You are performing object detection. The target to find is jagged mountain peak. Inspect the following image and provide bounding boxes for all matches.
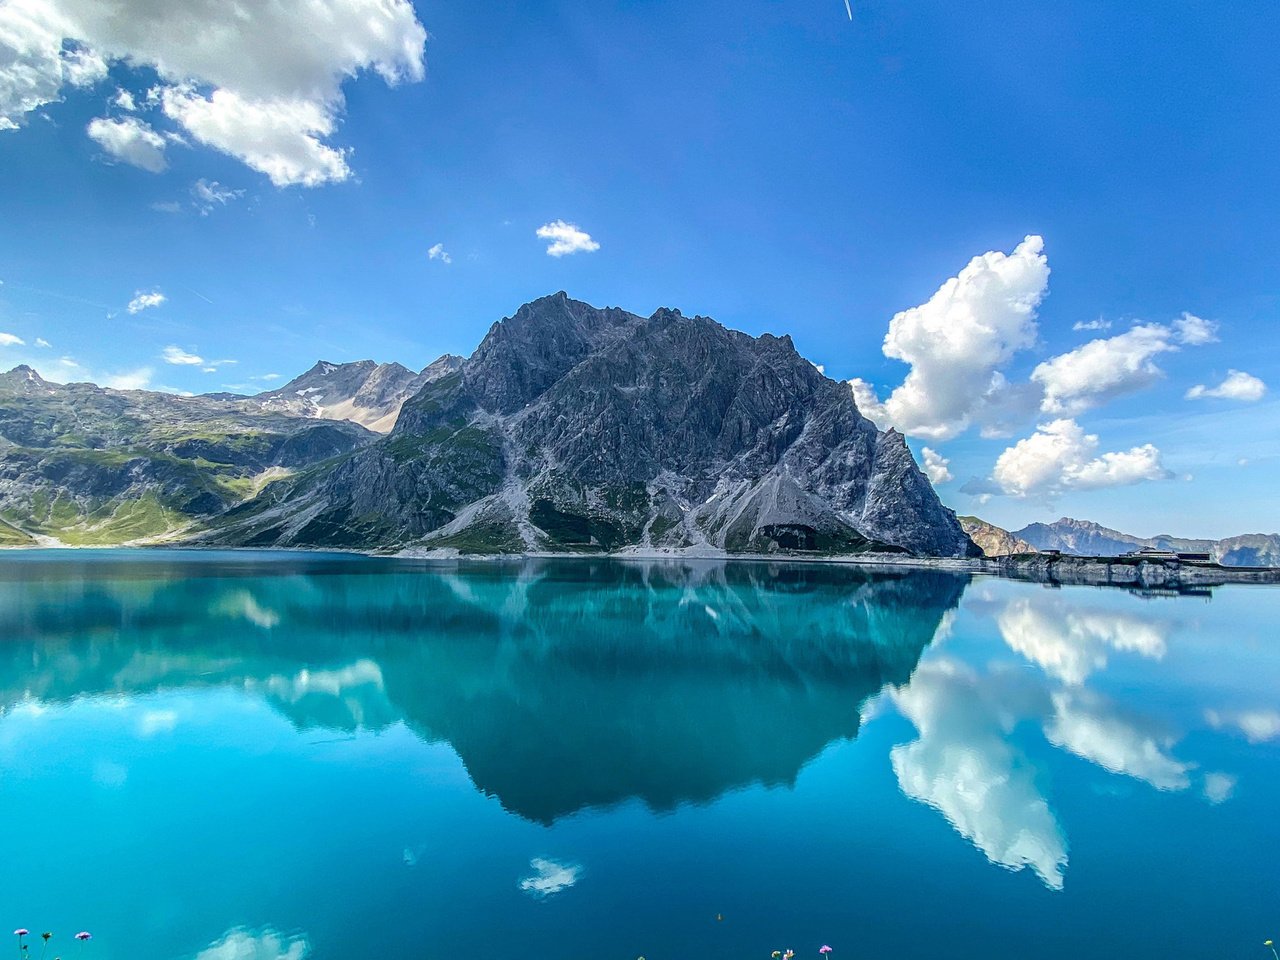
[214,293,978,559]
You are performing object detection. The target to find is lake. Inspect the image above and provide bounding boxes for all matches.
[1,551,1276,959]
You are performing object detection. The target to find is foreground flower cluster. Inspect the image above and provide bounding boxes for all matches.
[14,928,91,959]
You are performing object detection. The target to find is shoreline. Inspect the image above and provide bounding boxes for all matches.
[2,541,1278,587]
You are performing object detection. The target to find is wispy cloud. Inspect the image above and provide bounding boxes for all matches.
[427,242,452,264]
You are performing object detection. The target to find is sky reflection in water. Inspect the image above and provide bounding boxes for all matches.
[0,552,1275,960]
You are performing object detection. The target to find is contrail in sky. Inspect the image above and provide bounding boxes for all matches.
[844,0,852,19]
[185,286,214,304]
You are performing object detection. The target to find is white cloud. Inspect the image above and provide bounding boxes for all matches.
[150,200,183,214]
[1072,319,1111,332]
[194,928,308,960]
[112,86,135,110]
[536,220,601,257]
[848,236,1049,440]
[0,3,107,131]
[1204,707,1280,744]
[427,242,452,264]
[86,115,167,171]
[1173,312,1218,346]
[163,86,349,187]
[0,332,25,346]
[990,418,1168,499]
[889,659,1068,890]
[518,858,582,899]
[138,708,178,737]
[1185,370,1267,402]
[34,337,50,347]
[921,447,952,484]
[102,367,153,390]
[1046,690,1192,791]
[1202,772,1236,805]
[0,0,427,185]
[162,345,203,366]
[995,596,1167,685]
[192,177,244,214]
[127,289,165,313]
[1032,315,1215,416]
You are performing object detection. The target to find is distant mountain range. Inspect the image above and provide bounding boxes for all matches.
[0,293,976,556]
[963,515,1280,567]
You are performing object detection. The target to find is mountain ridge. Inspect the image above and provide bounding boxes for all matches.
[203,292,978,557]
[1009,516,1279,567]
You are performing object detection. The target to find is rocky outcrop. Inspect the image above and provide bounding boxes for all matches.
[959,516,1035,556]
[243,355,464,433]
[213,293,978,557]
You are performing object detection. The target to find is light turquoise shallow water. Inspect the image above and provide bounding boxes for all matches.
[0,551,1276,959]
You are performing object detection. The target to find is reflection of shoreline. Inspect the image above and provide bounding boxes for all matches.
[0,556,965,824]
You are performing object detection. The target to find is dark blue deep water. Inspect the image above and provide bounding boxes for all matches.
[1,551,1276,959]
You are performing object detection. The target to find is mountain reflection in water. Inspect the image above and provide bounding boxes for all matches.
[0,553,966,823]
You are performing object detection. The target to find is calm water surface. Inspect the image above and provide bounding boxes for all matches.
[0,551,1276,959]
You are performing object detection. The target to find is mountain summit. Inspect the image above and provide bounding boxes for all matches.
[214,293,977,557]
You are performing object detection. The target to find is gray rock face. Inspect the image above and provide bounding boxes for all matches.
[217,293,977,557]
[958,516,1036,556]
[1014,516,1280,567]
[245,355,464,433]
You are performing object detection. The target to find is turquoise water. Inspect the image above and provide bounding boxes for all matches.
[1,552,1276,959]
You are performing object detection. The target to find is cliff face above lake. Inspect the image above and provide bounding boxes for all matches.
[211,293,977,558]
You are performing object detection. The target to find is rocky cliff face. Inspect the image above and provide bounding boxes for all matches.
[244,355,464,433]
[1014,516,1280,567]
[213,293,977,557]
[958,516,1035,556]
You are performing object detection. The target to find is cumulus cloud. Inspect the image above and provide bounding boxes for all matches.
[848,236,1050,440]
[995,596,1167,685]
[1046,690,1192,791]
[86,114,167,171]
[889,659,1068,890]
[1204,707,1280,744]
[0,332,25,346]
[427,242,451,264]
[0,0,427,186]
[536,220,600,257]
[519,858,582,899]
[192,177,244,214]
[921,447,952,484]
[162,345,203,365]
[1202,772,1236,805]
[103,367,152,390]
[1185,370,1267,402]
[194,928,308,960]
[1032,314,1216,416]
[127,289,165,313]
[112,86,135,110]
[0,3,107,131]
[990,419,1168,499]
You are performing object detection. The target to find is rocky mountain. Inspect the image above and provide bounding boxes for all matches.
[1013,517,1280,567]
[958,516,1035,556]
[241,355,464,433]
[0,366,375,544]
[210,293,977,557]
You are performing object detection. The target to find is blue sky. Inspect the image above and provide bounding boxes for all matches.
[0,0,1276,537]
